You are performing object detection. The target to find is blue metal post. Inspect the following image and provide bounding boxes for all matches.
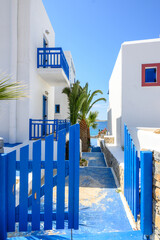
[29,119,32,140]
[140,151,152,237]
[0,154,7,240]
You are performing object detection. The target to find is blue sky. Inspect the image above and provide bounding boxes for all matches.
[43,0,160,120]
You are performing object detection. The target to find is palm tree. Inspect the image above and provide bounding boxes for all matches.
[0,74,26,100]
[79,83,106,151]
[86,111,99,146]
[62,80,87,125]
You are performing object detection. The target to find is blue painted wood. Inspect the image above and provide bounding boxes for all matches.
[7,151,16,232]
[37,48,69,79]
[15,212,69,223]
[56,129,66,229]
[15,168,69,218]
[44,134,54,230]
[140,151,152,236]
[32,140,41,231]
[124,125,126,198]
[29,119,32,140]
[29,119,70,140]
[68,124,80,230]
[0,154,7,240]
[124,124,140,223]
[19,145,29,231]
[16,159,69,171]
[74,124,80,230]
[68,124,74,229]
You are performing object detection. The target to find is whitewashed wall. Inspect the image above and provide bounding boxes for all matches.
[108,38,160,146]
[64,51,76,84]
[107,49,122,145]
[54,52,76,120]
[0,0,18,142]
[0,0,56,143]
[121,39,160,145]
[54,86,69,120]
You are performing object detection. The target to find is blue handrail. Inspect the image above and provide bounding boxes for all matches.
[37,47,69,80]
[29,119,70,141]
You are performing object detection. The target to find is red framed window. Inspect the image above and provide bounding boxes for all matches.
[142,63,160,87]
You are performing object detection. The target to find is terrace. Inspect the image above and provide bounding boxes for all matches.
[37,48,70,87]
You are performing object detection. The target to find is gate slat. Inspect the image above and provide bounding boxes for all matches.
[68,124,80,230]
[32,140,41,231]
[73,124,80,230]
[68,124,74,229]
[44,134,54,230]
[19,145,29,231]
[0,154,7,239]
[7,151,16,232]
[56,129,66,229]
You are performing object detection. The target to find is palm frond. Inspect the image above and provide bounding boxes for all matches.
[0,75,27,100]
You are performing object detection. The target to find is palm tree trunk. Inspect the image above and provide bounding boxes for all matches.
[87,127,91,148]
[80,119,88,152]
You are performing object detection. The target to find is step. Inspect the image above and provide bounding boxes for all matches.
[91,146,101,152]
[16,231,142,240]
[71,231,143,240]
[80,167,116,188]
[88,158,106,167]
[82,152,104,158]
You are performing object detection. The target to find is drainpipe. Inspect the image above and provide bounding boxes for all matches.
[9,0,18,144]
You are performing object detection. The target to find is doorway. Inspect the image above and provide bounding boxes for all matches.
[43,95,48,135]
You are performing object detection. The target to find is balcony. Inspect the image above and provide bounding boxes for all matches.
[37,48,70,86]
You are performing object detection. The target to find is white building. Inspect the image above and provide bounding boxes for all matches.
[55,51,76,120]
[0,0,75,144]
[107,38,160,146]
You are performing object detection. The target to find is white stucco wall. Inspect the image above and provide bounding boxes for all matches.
[108,38,160,147]
[54,87,69,120]
[0,0,56,143]
[54,52,76,120]
[107,49,122,145]
[121,39,160,145]
[0,0,18,142]
[64,51,76,84]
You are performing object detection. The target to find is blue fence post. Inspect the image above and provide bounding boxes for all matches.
[29,119,32,140]
[0,154,7,240]
[68,124,80,230]
[56,120,59,141]
[140,151,153,237]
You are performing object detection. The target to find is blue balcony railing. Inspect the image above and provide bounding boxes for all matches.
[37,48,69,80]
[29,119,70,141]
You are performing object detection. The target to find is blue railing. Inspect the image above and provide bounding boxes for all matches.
[37,47,69,80]
[0,124,80,239]
[29,119,70,141]
[124,125,152,237]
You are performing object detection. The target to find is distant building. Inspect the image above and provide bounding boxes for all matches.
[0,0,75,143]
[107,38,160,146]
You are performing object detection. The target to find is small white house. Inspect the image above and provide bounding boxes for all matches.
[0,0,75,144]
[107,38,160,146]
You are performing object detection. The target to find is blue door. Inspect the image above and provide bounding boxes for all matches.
[43,95,48,135]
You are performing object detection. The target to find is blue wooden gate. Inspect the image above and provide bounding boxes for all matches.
[124,124,152,237]
[0,124,80,240]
